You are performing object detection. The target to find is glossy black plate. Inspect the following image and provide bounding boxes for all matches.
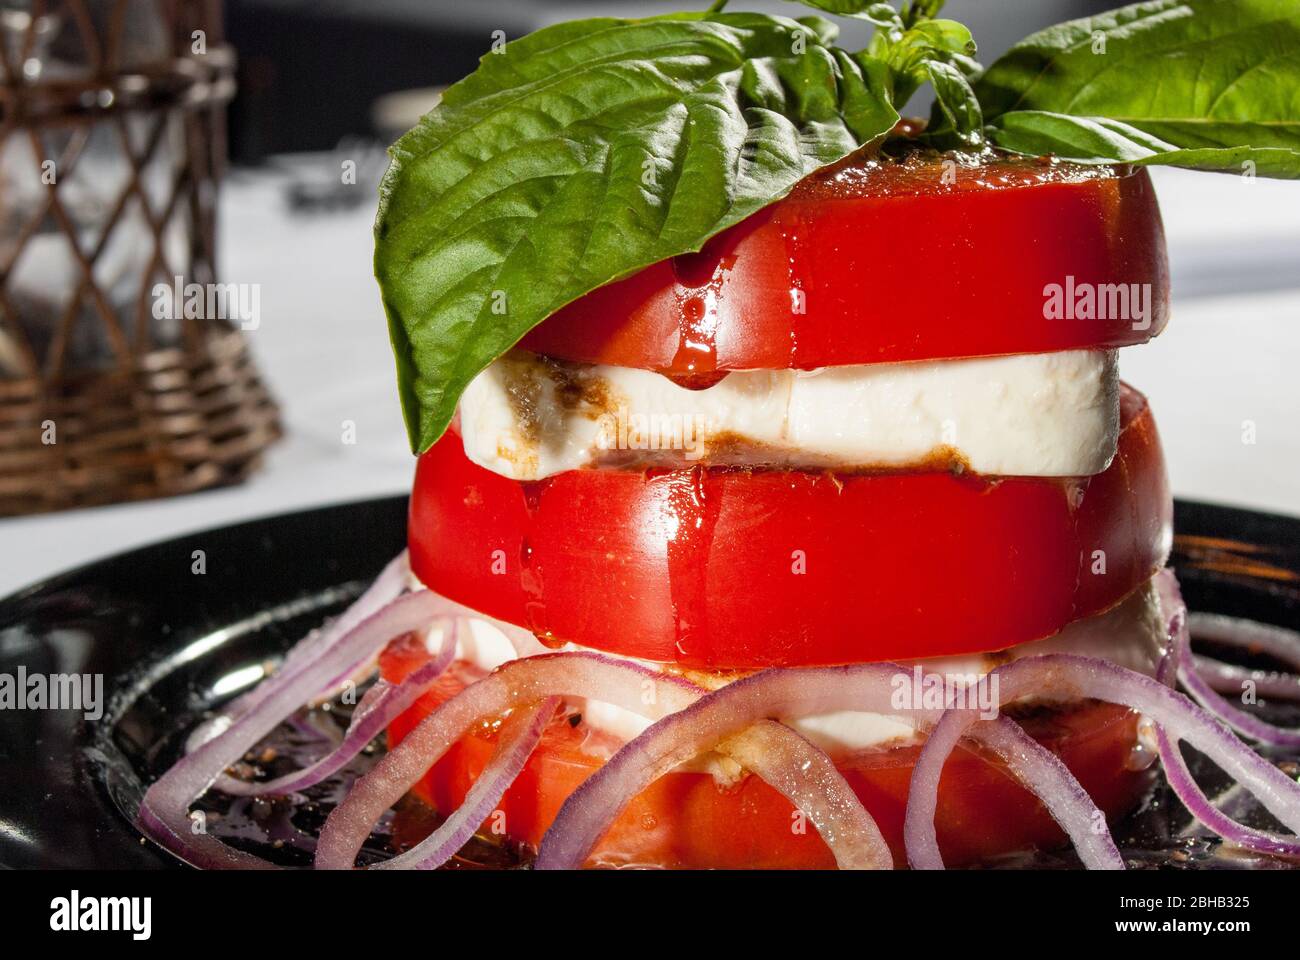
[0,496,1297,869]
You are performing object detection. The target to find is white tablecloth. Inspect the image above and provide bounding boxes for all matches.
[2,165,1298,597]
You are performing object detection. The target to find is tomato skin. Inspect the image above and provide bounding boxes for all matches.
[408,385,1171,669]
[381,640,1151,869]
[520,159,1169,373]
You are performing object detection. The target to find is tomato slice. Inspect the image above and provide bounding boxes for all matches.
[520,155,1169,375]
[380,638,1153,869]
[409,385,1171,668]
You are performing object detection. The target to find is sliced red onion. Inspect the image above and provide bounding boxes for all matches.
[1157,725,1300,860]
[1155,586,1300,860]
[1188,612,1300,671]
[320,651,899,870]
[316,652,704,869]
[138,589,456,869]
[903,653,1300,870]
[185,554,543,758]
[535,663,1103,871]
[533,665,908,871]
[1152,581,1300,702]
[905,708,1124,870]
[135,800,273,869]
[1167,576,1300,739]
[1159,570,1300,741]
[216,621,459,797]
[1190,656,1300,702]
[374,697,560,870]
[719,720,893,869]
[185,550,413,753]
[149,551,1300,872]
[1176,627,1300,746]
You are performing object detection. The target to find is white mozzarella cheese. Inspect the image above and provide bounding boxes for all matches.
[458,348,1119,480]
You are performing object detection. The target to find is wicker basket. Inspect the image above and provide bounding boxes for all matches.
[0,0,280,516]
[0,327,278,513]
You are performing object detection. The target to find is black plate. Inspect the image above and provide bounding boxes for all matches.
[0,496,1297,869]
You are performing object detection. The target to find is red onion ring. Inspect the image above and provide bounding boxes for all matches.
[315,652,704,869]
[1154,582,1300,860]
[903,653,1300,870]
[718,719,894,869]
[1188,613,1300,671]
[1159,573,1300,745]
[1176,628,1300,746]
[216,622,460,797]
[1151,580,1300,703]
[905,708,1124,870]
[184,551,414,755]
[1190,656,1300,702]
[535,663,1099,871]
[318,652,890,869]
[373,697,560,870]
[186,556,542,758]
[147,552,1300,871]
[138,589,457,869]
[1157,724,1300,860]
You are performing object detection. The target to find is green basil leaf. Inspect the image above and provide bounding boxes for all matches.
[975,0,1300,168]
[867,7,977,105]
[861,3,904,30]
[985,111,1174,160]
[789,0,882,17]
[901,0,947,29]
[945,51,984,83]
[376,14,898,453]
[987,110,1300,177]
[909,19,975,59]
[794,15,840,46]
[863,3,903,28]
[925,59,984,148]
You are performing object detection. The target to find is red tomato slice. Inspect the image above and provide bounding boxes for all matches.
[380,639,1153,869]
[519,154,1169,376]
[409,385,1171,668]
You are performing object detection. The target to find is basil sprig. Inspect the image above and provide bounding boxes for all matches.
[376,12,897,454]
[377,0,1300,454]
[976,0,1300,175]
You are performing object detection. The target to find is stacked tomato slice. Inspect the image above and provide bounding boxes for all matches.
[391,153,1175,867]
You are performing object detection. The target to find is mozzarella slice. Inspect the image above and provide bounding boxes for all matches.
[458,348,1120,480]
[446,576,1167,757]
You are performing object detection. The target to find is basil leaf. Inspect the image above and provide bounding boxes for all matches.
[975,0,1300,172]
[909,19,975,59]
[793,14,840,46]
[868,11,977,105]
[376,14,898,453]
[901,0,947,29]
[862,3,903,28]
[987,110,1300,178]
[925,59,984,148]
[790,0,879,15]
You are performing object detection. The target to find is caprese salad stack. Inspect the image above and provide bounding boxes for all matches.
[378,147,1175,868]
[139,0,1300,871]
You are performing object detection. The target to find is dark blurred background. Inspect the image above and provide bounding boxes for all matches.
[225,0,1115,163]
